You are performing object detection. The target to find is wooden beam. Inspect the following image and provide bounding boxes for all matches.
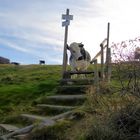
[105,22,111,82]
[106,22,110,63]
[62,9,69,78]
[93,59,99,92]
[107,48,111,83]
[100,44,104,80]
[64,71,95,75]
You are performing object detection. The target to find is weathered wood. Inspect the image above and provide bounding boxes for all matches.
[60,78,95,85]
[37,104,76,110]
[44,94,86,106]
[52,111,73,120]
[46,95,86,100]
[93,59,99,92]
[105,23,110,64]
[105,22,110,83]
[64,71,94,75]
[106,22,110,61]
[62,9,69,78]
[56,85,90,94]
[107,48,111,83]
[20,114,55,125]
[63,71,95,79]
[13,134,29,140]
[0,124,19,137]
[0,124,19,132]
[63,70,96,79]
[1,125,34,140]
[100,43,104,80]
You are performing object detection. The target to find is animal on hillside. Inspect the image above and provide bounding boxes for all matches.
[67,42,91,72]
[11,62,20,65]
[39,60,45,65]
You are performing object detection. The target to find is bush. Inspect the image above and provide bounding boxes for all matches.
[112,103,140,139]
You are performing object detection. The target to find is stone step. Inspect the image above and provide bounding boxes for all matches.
[37,104,76,115]
[56,85,89,94]
[47,95,86,100]
[1,125,34,140]
[40,95,86,106]
[13,133,29,140]
[0,124,19,136]
[60,78,94,85]
[36,104,76,116]
[1,111,74,139]
[21,110,74,122]
[37,104,75,108]
[37,104,76,109]
[20,114,55,125]
[52,110,73,120]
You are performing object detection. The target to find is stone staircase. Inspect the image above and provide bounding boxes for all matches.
[0,78,93,140]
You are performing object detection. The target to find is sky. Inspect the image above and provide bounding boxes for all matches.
[0,0,140,64]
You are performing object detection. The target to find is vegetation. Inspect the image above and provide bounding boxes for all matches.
[65,87,140,140]
[0,63,139,140]
[0,64,62,122]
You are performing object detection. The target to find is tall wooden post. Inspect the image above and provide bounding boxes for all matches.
[93,59,99,93]
[107,48,111,82]
[62,9,69,75]
[106,22,110,63]
[100,38,107,80]
[105,22,111,83]
[100,42,104,80]
[62,9,73,78]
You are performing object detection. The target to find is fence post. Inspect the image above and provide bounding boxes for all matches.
[107,48,111,83]
[106,22,110,61]
[62,9,69,78]
[61,9,73,78]
[105,22,110,82]
[100,44,104,80]
[93,59,99,92]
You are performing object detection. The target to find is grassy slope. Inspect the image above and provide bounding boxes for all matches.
[63,65,140,140]
[0,64,62,121]
[0,64,139,140]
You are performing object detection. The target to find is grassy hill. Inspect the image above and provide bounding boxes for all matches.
[0,64,62,122]
[0,64,139,140]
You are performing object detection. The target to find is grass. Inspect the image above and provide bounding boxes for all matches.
[0,63,139,140]
[63,85,140,140]
[0,64,62,122]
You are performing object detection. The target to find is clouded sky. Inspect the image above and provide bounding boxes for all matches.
[0,0,140,64]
